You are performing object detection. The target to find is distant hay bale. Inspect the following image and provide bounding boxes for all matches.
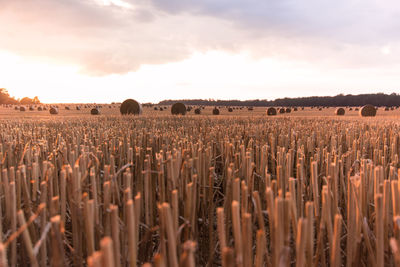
[49,107,58,115]
[267,107,277,116]
[76,106,81,110]
[65,106,70,110]
[359,104,377,117]
[384,107,389,111]
[154,107,158,110]
[20,106,26,112]
[228,107,233,112]
[212,107,220,115]
[171,103,187,115]
[301,107,305,110]
[293,107,298,111]
[279,108,285,114]
[355,107,359,111]
[349,108,353,111]
[186,106,192,112]
[248,107,254,111]
[120,99,142,115]
[29,106,34,111]
[286,108,292,113]
[318,108,322,111]
[335,108,345,116]
[194,108,201,114]
[37,106,43,111]
[14,106,19,110]
[159,107,164,111]
[43,107,47,111]
[91,108,100,115]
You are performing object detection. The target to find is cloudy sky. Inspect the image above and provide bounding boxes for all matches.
[0,0,399,103]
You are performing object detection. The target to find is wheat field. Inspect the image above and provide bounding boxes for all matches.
[0,105,399,266]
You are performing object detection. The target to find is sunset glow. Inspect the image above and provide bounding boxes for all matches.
[1,0,399,103]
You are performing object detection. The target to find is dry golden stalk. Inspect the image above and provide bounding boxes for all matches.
[221,247,235,267]
[110,205,121,267]
[305,202,314,267]
[331,214,342,267]
[60,169,67,228]
[231,200,243,267]
[242,213,252,267]
[101,237,115,267]
[0,243,7,267]
[171,190,179,240]
[9,181,17,267]
[88,251,102,267]
[296,218,307,267]
[154,254,166,267]
[17,210,39,267]
[161,203,178,267]
[217,207,227,252]
[126,199,137,267]
[255,230,265,267]
[179,241,196,267]
[311,161,320,218]
[84,198,95,256]
[376,194,384,267]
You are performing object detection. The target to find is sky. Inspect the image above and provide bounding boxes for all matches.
[0,0,399,103]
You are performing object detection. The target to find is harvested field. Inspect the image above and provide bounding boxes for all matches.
[1,105,400,266]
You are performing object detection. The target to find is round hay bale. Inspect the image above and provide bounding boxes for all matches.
[384,107,390,111]
[29,106,34,111]
[279,108,285,114]
[301,107,305,110]
[318,108,322,111]
[335,108,345,116]
[159,107,164,111]
[212,107,220,115]
[285,108,292,113]
[43,106,47,111]
[154,107,158,110]
[355,107,359,111]
[49,107,58,115]
[194,108,201,114]
[186,106,192,112]
[228,107,233,112]
[37,106,43,111]
[293,107,298,111]
[359,104,377,117]
[349,107,353,111]
[65,106,70,110]
[20,106,26,112]
[248,107,254,111]
[171,103,187,115]
[91,108,100,115]
[120,99,142,115]
[76,106,81,110]
[14,106,19,110]
[267,107,277,116]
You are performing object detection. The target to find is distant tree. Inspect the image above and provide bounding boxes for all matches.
[20,97,34,105]
[0,88,18,104]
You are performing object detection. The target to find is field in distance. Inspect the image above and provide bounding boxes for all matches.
[2,104,400,117]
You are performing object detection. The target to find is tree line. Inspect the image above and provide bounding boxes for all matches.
[0,88,40,104]
[158,93,400,107]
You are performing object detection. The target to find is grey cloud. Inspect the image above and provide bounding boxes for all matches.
[1,0,400,75]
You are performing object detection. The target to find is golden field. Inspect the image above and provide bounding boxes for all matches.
[0,104,399,267]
